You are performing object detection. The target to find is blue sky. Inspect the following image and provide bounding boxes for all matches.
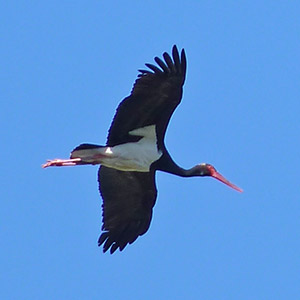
[1,1,300,299]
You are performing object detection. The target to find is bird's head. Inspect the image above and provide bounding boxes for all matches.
[192,163,243,192]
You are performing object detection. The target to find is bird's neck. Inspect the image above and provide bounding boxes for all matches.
[153,153,196,177]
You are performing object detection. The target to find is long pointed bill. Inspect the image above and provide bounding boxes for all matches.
[211,170,243,193]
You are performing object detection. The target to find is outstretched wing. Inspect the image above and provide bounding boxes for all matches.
[106,45,186,147]
[98,166,157,254]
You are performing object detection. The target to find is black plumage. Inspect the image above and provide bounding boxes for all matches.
[106,45,186,148]
[98,46,186,253]
[43,45,242,255]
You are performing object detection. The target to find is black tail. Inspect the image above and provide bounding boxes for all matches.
[70,143,106,160]
[72,143,104,152]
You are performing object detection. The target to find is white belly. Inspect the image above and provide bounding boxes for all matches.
[102,125,162,171]
[102,141,162,172]
[72,125,162,172]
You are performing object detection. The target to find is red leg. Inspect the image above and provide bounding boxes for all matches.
[42,158,82,168]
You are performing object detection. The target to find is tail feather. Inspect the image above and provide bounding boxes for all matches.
[70,143,105,161]
[72,143,103,152]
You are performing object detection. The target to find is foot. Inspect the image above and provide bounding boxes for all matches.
[42,158,82,168]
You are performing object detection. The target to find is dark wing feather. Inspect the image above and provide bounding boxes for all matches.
[98,166,157,254]
[106,45,187,147]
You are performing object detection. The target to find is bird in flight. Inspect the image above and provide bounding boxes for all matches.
[43,45,242,254]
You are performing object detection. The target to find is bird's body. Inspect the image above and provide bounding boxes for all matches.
[43,46,242,254]
[70,125,162,172]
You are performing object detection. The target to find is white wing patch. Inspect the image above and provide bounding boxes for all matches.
[128,125,157,141]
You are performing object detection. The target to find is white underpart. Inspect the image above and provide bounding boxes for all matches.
[73,125,162,172]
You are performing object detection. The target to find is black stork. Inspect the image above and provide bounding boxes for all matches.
[43,45,242,254]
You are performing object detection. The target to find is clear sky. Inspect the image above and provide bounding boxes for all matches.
[1,1,300,299]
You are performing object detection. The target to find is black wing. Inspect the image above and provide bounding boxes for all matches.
[106,45,186,147]
[98,166,157,254]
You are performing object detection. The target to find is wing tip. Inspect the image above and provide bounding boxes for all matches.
[138,45,187,82]
[97,219,150,254]
[98,232,120,254]
[98,230,130,254]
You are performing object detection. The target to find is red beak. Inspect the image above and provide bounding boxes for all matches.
[211,169,243,193]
